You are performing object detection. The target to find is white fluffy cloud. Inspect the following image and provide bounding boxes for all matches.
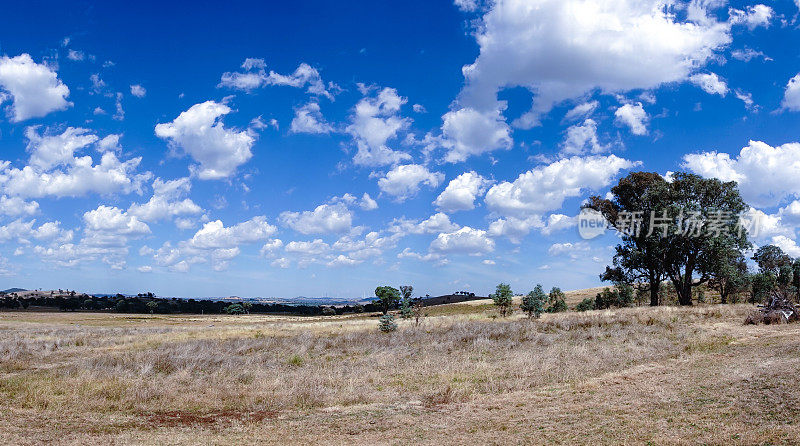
[130,84,146,98]
[347,87,412,166]
[378,164,444,201]
[434,171,492,213]
[548,241,590,258]
[561,119,606,155]
[280,203,353,235]
[155,101,255,180]
[219,59,336,99]
[189,216,277,250]
[0,219,72,244]
[0,54,71,122]
[456,0,733,129]
[25,126,98,170]
[359,193,378,211]
[486,155,637,217]
[728,5,773,30]
[614,103,649,136]
[0,195,39,217]
[440,107,512,162]
[83,205,150,244]
[389,213,460,236]
[781,74,800,112]
[128,177,203,224]
[683,140,800,207]
[689,72,728,97]
[285,239,330,255]
[487,216,542,244]
[290,102,333,134]
[430,226,495,255]
[0,152,149,199]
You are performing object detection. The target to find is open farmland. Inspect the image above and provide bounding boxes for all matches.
[1,303,799,445]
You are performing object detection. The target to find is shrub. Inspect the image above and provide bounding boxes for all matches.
[615,282,634,307]
[322,307,336,316]
[576,297,595,312]
[595,288,618,310]
[545,287,567,313]
[378,313,397,332]
[224,303,246,315]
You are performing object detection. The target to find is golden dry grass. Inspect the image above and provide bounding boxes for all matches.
[0,303,798,445]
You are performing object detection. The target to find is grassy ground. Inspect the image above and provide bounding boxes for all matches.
[1,303,798,445]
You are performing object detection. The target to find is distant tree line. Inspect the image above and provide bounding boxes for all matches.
[0,293,387,316]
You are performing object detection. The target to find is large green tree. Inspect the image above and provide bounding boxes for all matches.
[752,245,792,276]
[593,172,750,306]
[589,172,670,306]
[659,173,750,305]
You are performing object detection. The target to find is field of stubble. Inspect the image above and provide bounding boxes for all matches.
[1,304,799,445]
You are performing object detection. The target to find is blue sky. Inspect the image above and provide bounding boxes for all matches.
[1,0,800,298]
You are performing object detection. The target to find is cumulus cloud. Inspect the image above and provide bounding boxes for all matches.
[0,196,39,217]
[0,218,72,245]
[0,127,149,199]
[188,216,277,250]
[440,107,512,162]
[434,171,492,213]
[548,241,590,258]
[378,164,444,201]
[25,126,98,170]
[290,102,333,134]
[781,74,800,112]
[456,0,732,129]
[359,193,378,211]
[155,101,255,180]
[0,54,71,122]
[83,205,150,248]
[130,84,146,97]
[683,140,800,207]
[347,87,412,166]
[430,226,495,255]
[728,4,773,30]
[689,72,728,97]
[285,239,330,256]
[219,58,336,99]
[389,213,460,236]
[280,203,353,235]
[614,103,648,136]
[561,119,606,155]
[487,216,543,244]
[0,153,148,199]
[127,177,203,224]
[485,155,638,217]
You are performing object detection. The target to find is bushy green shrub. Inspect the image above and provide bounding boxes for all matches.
[378,313,397,332]
[575,297,595,312]
[224,303,246,315]
[615,282,634,307]
[545,287,567,313]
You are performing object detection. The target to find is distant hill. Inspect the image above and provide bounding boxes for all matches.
[2,288,27,293]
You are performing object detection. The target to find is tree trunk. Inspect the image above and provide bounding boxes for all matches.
[649,279,660,307]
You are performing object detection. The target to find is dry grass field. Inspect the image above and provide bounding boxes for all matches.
[1,303,799,445]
